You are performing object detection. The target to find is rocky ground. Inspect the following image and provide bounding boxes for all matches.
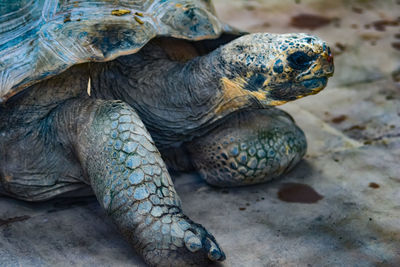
[1,0,399,266]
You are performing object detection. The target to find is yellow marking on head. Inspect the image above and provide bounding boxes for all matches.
[269,100,288,106]
[311,86,324,95]
[285,145,290,155]
[245,72,253,78]
[215,77,249,114]
[220,77,248,98]
[251,91,267,100]
[216,77,268,114]
[300,60,323,81]
[111,9,131,16]
[262,73,275,87]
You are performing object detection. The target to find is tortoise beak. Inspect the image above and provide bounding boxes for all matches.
[321,44,334,76]
[321,50,334,77]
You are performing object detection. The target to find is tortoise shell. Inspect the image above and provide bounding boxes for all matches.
[0,0,238,103]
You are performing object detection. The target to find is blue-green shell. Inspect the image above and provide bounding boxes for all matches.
[0,0,236,103]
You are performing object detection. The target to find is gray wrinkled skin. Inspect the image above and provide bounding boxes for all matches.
[78,100,225,266]
[91,33,333,149]
[0,1,334,266]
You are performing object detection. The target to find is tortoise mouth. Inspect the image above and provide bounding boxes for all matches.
[298,76,328,94]
[267,76,328,102]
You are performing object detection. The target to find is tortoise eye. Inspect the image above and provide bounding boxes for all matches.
[287,51,315,70]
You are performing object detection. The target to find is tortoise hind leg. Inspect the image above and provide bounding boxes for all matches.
[184,108,307,187]
[66,99,224,266]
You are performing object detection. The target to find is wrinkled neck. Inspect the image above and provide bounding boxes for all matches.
[89,44,229,147]
[169,49,225,107]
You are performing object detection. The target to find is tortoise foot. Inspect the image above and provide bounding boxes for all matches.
[141,214,225,267]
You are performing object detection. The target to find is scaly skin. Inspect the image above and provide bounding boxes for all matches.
[0,32,334,266]
[91,33,334,149]
[185,108,306,186]
[73,99,225,266]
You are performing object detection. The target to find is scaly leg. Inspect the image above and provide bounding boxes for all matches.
[184,108,307,187]
[61,99,224,266]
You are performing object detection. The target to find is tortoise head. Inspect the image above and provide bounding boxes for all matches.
[217,33,334,105]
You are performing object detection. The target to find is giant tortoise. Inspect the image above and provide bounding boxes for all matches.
[0,0,334,266]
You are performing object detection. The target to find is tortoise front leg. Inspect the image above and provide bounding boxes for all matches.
[183,108,307,187]
[65,99,224,266]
